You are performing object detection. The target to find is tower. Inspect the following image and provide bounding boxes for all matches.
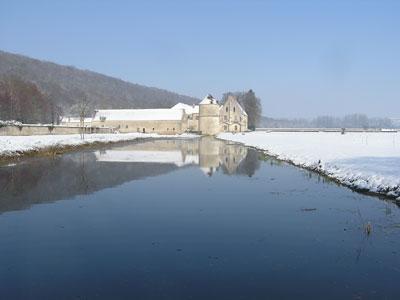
[198,94,220,135]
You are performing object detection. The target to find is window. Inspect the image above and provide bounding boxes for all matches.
[240,117,242,122]
[142,128,145,133]
[153,128,155,131]
[235,125,238,131]
[167,128,169,131]
[233,107,236,112]
[224,115,227,121]
[125,125,128,129]
[173,128,175,131]
[100,116,106,122]
[137,128,140,132]
[224,125,227,131]
[226,107,228,112]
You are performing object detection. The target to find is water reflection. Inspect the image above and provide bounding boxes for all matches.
[95,136,257,176]
[0,137,259,213]
[2,138,400,299]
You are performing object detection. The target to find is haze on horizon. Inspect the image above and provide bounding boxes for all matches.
[0,0,399,118]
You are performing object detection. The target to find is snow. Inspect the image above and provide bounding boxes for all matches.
[218,131,400,199]
[0,120,23,127]
[60,117,92,124]
[199,94,218,105]
[92,109,184,121]
[0,133,197,158]
[171,103,199,114]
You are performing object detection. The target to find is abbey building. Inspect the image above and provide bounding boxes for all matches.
[91,94,248,135]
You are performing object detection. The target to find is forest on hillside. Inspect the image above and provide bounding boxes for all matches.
[0,76,60,124]
[0,50,198,123]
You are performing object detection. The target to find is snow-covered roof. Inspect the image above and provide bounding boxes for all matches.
[199,94,219,105]
[171,103,199,114]
[93,109,184,121]
[60,117,92,123]
[237,104,247,116]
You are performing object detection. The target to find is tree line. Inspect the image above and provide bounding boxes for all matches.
[261,114,395,129]
[0,75,62,124]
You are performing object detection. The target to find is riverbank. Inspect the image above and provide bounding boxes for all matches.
[218,131,400,200]
[0,133,198,162]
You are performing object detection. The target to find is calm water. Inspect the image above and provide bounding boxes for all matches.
[1,137,400,299]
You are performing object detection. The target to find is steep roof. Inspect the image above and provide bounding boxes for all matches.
[93,109,184,121]
[199,94,219,105]
[171,103,199,114]
[237,103,248,116]
[220,96,248,116]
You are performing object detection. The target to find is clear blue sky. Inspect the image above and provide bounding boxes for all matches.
[1,0,399,118]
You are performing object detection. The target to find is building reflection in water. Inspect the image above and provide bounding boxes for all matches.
[0,137,260,213]
[95,136,251,176]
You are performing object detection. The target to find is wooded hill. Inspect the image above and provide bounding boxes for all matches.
[0,50,198,123]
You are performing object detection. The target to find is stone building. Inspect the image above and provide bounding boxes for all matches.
[219,95,248,132]
[91,94,248,135]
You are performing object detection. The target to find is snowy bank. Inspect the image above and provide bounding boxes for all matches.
[0,133,197,159]
[218,131,400,199]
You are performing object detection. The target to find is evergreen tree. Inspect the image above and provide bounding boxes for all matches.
[240,90,262,130]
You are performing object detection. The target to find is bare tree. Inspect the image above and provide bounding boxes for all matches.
[77,94,90,140]
[0,75,58,124]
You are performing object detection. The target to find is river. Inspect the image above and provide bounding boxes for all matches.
[0,137,399,299]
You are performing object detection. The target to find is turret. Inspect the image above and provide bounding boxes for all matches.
[198,94,220,135]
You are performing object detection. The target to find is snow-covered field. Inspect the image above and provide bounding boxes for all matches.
[218,131,400,199]
[0,133,197,158]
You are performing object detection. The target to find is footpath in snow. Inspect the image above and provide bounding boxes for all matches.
[0,133,197,159]
[218,131,400,200]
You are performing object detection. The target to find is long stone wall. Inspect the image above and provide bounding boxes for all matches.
[91,119,184,135]
[0,125,113,136]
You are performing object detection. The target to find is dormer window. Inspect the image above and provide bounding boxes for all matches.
[100,116,106,122]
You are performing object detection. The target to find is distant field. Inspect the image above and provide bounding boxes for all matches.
[256,128,398,132]
[218,131,400,199]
